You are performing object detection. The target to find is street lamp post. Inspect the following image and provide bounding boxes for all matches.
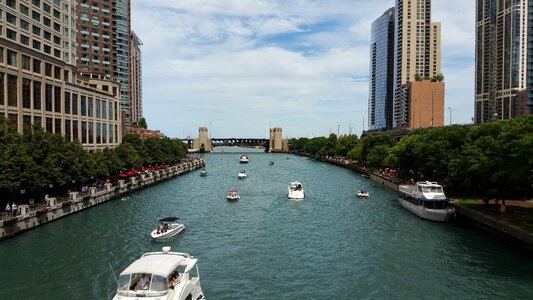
[448,107,452,126]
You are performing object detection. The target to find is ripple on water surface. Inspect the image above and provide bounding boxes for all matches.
[0,152,532,299]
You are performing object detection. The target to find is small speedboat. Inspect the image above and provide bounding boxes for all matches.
[288,181,304,200]
[357,189,369,199]
[150,217,185,241]
[112,246,205,300]
[200,169,208,176]
[227,190,240,201]
[240,155,248,164]
[269,161,275,166]
[238,170,247,179]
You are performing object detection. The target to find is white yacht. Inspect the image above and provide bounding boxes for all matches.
[239,155,248,164]
[398,181,455,221]
[112,247,205,300]
[151,217,185,241]
[237,170,247,179]
[200,169,208,177]
[288,182,305,200]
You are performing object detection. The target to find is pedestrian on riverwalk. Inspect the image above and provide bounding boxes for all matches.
[5,203,10,216]
[11,202,17,216]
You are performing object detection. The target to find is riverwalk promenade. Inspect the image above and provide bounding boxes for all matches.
[0,156,205,241]
[292,151,533,255]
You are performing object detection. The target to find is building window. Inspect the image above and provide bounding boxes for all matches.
[73,120,79,141]
[6,29,17,40]
[81,96,86,116]
[19,4,29,16]
[7,50,17,67]
[81,121,87,143]
[54,86,61,113]
[20,20,29,31]
[64,92,70,114]
[45,84,53,111]
[20,34,29,45]
[43,2,50,13]
[65,119,71,140]
[22,78,31,108]
[21,55,30,70]
[43,16,51,27]
[72,93,78,114]
[96,123,101,144]
[46,117,53,133]
[34,116,42,128]
[32,25,40,36]
[7,74,17,107]
[88,121,93,143]
[32,11,40,22]
[96,99,101,118]
[32,40,41,51]
[23,115,32,127]
[54,118,61,134]
[33,59,41,74]
[6,0,17,10]
[88,97,93,117]
[102,123,107,143]
[54,66,61,80]
[0,73,4,106]
[45,63,52,77]
[102,100,107,119]
[6,12,16,25]
[32,0,41,8]
[33,81,41,109]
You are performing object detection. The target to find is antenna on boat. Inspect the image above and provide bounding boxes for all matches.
[109,262,120,288]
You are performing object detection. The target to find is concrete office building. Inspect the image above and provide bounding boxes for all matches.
[0,0,122,150]
[393,0,442,128]
[475,0,529,123]
[368,7,395,131]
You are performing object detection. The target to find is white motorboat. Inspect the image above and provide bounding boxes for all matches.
[151,217,185,241]
[237,170,247,179]
[357,189,369,199]
[112,246,205,300]
[200,169,208,177]
[239,154,248,164]
[398,181,455,221]
[227,190,240,201]
[288,181,305,200]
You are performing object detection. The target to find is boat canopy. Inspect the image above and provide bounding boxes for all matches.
[158,217,179,222]
[228,190,238,193]
[120,253,194,277]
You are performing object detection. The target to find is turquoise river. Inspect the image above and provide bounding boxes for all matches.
[1,150,532,299]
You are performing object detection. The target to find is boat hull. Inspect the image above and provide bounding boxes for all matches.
[150,223,185,241]
[398,198,455,221]
[227,196,240,201]
[288,190,305,200]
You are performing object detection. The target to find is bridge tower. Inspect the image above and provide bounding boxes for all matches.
[192,127,212,152]
[269,127,288,152]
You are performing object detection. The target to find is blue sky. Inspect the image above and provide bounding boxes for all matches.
[131,0,475,139]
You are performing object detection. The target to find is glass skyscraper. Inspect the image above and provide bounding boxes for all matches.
[369,8,395,130]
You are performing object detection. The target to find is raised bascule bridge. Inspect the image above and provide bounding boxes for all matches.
[180,127,288,153]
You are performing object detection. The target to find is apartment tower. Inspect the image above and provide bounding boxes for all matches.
[76,0,139,127]
[130,30,142,124]
[368,8,395,131]
[393,0,441,128]
[475,0,528,123]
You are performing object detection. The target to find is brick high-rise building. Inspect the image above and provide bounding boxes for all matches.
[75,0,140,128]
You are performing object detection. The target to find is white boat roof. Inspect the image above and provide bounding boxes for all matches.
[120,252,196,277]
[416,181,442,187]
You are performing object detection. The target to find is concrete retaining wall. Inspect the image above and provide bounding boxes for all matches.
[0,158,205,241]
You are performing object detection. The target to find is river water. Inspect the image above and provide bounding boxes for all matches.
[1,150,532,299]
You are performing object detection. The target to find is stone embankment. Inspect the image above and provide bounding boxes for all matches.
[0,157,205,241]
[291,151,533,254]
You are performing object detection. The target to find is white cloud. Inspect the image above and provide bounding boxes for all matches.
[131,0,476,138]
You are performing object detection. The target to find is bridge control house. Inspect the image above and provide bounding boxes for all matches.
[0,0,122,150]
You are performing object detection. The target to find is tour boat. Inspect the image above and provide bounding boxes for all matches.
[239,155,248,164]
[227,190,240,201]
[200,169,208,177]
[356,189,369,199]
[288,181,305,200]
[398,181,455,221]
[151,217,185,241]
[112,246,205,300]
[237,170,247,179]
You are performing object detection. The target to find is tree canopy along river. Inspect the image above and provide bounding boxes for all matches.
[1,148,532,299]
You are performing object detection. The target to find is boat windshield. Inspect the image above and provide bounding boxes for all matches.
[422,186,443,193]
[118,273,169,293]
